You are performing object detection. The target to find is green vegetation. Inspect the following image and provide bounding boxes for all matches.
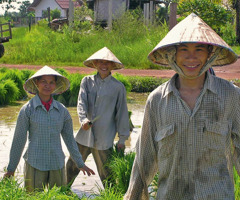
[0,67,169,106]
[0,67,33,105]
[0,10,169,69]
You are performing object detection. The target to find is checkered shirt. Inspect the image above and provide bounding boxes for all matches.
[125,72,240,200]
[7,95,85,172]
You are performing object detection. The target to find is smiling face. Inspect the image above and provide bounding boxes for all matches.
[176,43,210,78]
[93,60,114,79]
[35,75,56,101]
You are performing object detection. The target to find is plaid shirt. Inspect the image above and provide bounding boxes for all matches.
[7,95,85,172]
[125,72,240,200]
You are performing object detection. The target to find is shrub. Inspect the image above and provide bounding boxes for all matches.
[128,76,168,93]
[0,79,19,105]
[113,73,132,93]
[177,0,233,35]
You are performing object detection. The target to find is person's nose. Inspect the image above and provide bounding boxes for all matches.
[186,50,197,60]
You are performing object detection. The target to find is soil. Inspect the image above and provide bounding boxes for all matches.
[1,57,240,80]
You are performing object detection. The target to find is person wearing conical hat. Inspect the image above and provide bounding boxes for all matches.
[125,13,240,199]
[66,47,130,187]
[3,66,95,192]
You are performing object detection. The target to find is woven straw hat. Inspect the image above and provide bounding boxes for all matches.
[148,13,238,66]
[24,66,70,95]
[84,47,124,70]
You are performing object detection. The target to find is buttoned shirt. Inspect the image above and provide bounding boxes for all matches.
[7,95,85,172]
[75,73,130,150]
[125,72,240,200]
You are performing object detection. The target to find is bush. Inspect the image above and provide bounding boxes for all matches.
[177,0,233,35]
[128,76,168,93]
[113,73,132,93]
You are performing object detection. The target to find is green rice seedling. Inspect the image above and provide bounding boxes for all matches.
[94,184,123,200]
[68,73,85,106]
[234,167,240,199]
[1,69,27,100]
[128,76,169,93]
[20,69,35,82]
[104,146,136,194]
[0,79,19,105]
[113,73,132,93]
[0,178,28,199]
[0,178,81,200]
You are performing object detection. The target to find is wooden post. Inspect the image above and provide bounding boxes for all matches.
[144,3,149,25]
[69,0,74,29]
[169,2,177,30]
[149,0,154,24]
[108,0,113,30]
[47,7,51,27]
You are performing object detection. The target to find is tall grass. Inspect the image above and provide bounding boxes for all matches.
[0,10,169,69]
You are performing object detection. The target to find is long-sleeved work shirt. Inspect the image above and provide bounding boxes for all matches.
[7,94,85,172]
[75,73,130,150]
[125,72,240,200]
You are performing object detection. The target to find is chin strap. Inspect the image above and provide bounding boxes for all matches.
[167,46,221,79]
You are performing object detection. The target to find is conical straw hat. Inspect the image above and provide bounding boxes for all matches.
[24,66,70,95]
[148,13,238,66]
[84,47,124,70]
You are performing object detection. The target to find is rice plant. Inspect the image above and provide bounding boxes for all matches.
[0,79,19,105]
[104,145,136,194]
[0,178,81,200]
[1,69,27,100]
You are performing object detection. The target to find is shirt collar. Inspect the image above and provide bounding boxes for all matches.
[96,72,112,83]
[163,71,218,98]
[32,94,59,111]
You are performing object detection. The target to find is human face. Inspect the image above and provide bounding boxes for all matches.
[94,60,114,79]
[176,43,210,78]
[36,75,56,99]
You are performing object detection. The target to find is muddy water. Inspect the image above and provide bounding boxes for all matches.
[0,92,148,195]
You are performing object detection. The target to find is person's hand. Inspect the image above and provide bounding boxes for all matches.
[79,165,95,176]
[3,171,14,179]
[116,143,125,152]
[82,121,92,130]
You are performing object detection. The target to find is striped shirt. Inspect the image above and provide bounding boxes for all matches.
[7,94,85,172]
[125,72,240,200]
[75,73,130,150]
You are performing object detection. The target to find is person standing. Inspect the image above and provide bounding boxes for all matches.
[4,66,95,192]
[124,13,240,199]
[66,47,130,187]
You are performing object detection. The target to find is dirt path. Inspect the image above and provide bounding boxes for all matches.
[1,57,240,80]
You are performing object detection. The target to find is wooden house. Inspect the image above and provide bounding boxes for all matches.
[28,0,83,18]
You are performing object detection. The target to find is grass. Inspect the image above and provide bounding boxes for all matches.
[0,11,169,69]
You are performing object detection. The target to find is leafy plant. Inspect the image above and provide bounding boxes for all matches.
[177,0,233,35]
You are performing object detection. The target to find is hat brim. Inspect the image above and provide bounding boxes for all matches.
[23,66,70,95]
[148,41,238,67]
[148,13,238,67]
[84,59,123,70]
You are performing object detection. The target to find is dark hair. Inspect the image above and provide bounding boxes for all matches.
[36,75,58,81]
